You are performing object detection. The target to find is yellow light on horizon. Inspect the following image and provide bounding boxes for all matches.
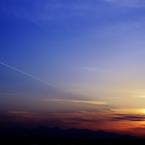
[142,109,145,114]
[111,108,145,114]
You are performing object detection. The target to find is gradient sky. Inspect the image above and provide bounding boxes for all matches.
[1,0,145,136]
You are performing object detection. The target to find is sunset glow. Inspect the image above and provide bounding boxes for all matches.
[1,0,145,137]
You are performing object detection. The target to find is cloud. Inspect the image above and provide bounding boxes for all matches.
[109,108,145,122]
[110,108,145,114]
[68,117,100,123]
[111,114,145,121]
[80,67,108,73]
[0,111,109,129]
[2,0,143,26]
[104,0,145,7]
[1,109,145,133]
[46,99,107,105]
[8,111,34,115]
[0,0,95,23]
[0,93,19,96]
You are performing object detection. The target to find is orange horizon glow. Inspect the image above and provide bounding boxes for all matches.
[0,108,145,136]
[1,0,145,137]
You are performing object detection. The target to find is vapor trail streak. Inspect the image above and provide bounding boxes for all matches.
[0,62,58,88]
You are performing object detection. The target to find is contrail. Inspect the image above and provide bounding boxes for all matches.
[0,62,58,88]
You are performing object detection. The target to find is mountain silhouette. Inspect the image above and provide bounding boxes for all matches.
[0,126,139,140]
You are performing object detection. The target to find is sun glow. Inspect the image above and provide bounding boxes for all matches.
[142,109,145,114]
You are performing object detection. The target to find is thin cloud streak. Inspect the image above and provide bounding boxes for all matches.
[81,67,109,73]
[104,0,145,7]
[111,114,145,121]
[0,62,58,88]
[47,99,107,105]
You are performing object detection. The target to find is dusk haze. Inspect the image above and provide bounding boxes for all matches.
[1,0,145,137]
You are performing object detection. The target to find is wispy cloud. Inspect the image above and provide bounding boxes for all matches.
[8,111,34,115]
[0,111,107,129]
[111,114,145,121]
[0,93,20,96]
[110,108,145,121]
[0,0,95,23]
[104,0,145,7]
[111,108,145,114]
[80,67,109,73]
[2,0,143,26]
[47,99,107,105]
[1,109,145,132]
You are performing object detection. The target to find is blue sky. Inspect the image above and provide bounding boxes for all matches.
[1,0,145,134]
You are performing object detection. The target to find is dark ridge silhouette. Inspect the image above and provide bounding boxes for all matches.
[0,126,141,140]
[1,126,145,145]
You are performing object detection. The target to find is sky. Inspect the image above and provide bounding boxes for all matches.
[1,0,145,136]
